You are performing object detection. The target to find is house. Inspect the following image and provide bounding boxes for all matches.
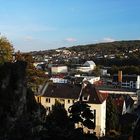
[35,82,106,136]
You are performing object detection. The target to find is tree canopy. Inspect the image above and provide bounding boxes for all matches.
[15,52,47,91]
[68,101,95,130]
[0,36,14,63]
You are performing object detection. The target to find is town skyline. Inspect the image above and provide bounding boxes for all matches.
[0,0,140,52]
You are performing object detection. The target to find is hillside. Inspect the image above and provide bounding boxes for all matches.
[68,40,140,55]
[30,40,140,56]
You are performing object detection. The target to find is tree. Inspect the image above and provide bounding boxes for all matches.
[15,52,47,92]
[106,96,119,132]
[44,101,74,139]
[68,101,95,130]
[0,36,14,63]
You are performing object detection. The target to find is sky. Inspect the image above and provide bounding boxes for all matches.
[0,0,140,52]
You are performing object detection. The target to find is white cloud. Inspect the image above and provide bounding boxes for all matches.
[65,38,77,42]
[24,36,34,41]
[102,37,115,42]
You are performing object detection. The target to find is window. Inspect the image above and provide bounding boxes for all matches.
[37,97,40,103]
[82,95,90,101]
[46,98,50,103]
[62,104,65,108]
[46,107,50,111]
[68,99,70,104]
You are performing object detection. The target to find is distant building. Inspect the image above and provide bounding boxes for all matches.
[76,61,96,73]
[50,77,68,83]
[113,74,140,89]
[75,75,100,84]
[51,65,68,74]
[100,69,108,76]
[83,61,96,70]
[35,82,106,136]
[76,66,93,73]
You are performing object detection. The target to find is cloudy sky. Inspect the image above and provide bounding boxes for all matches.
[0,0,140,52]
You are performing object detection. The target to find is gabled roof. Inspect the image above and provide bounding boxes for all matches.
[84,61,96,65]
[43,83,81,99]
[124,95,134,108]
[81,84,106,104]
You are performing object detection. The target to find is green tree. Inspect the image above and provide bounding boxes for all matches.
[68,101,95,130]
[106,96,119,132]
[15,52,47,91]
[0,36,14,63]
[44,101,74,139]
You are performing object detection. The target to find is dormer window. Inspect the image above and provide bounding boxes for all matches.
[82,95,90,101]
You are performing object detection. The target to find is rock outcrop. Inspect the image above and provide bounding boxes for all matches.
[0,61,45,140]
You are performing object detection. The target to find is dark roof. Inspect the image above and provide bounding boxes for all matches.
[81,84,106,104]
[43,83,81,99]
[42,82,106,104]
[113,75,138,82]
[124,95,134,108]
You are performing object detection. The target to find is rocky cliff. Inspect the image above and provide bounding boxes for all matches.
[0,61,45,140]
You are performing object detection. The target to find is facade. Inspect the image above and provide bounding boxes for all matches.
[51,65,68,74]
[113,74,140,89]
[74,75,100,84]
[36,82,106,136]
[76,66,92,73]
[50,77,68,83]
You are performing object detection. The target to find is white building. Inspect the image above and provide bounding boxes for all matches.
[100,69,108,76]
[50,77,68,83]
[51,65,68,74]
[75,75,100,84]
[83,61,96,70]
[76,61,96,73]
[35,82,106,136]
[76,66,93,73]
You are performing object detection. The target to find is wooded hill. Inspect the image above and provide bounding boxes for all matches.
[67,40,140,55]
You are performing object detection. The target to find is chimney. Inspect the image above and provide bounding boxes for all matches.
[118,70,122,83]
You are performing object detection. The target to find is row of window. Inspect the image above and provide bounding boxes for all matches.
[46,98,75,104]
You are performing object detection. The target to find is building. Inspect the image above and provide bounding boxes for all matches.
[50,77,68,83]
[76,66,93,73]
[74,75,100,84]
[36,82,106,136]
[76,61,96,73]
[113,74,140,89]
[51,65,68,74]
[83,61,96,70]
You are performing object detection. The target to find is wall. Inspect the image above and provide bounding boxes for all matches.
[36,96,106,137]
[51,66,68,74]
[89,100,106,136]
